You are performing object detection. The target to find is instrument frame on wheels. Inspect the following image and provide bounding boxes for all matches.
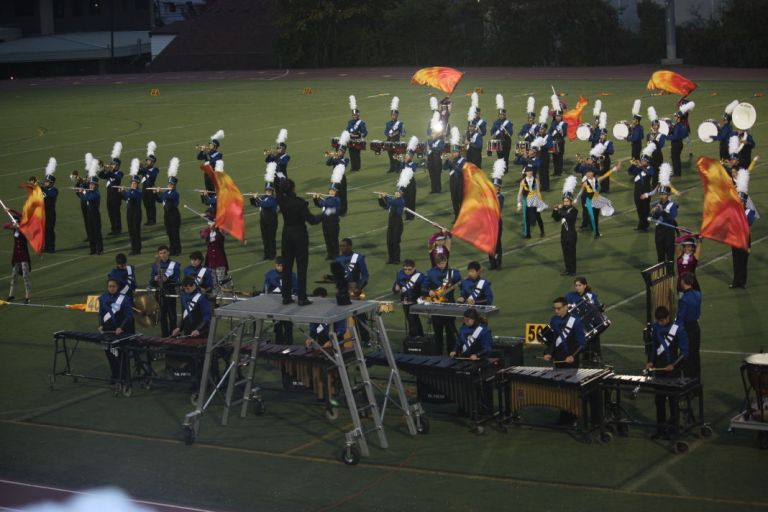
[181,294,423,465]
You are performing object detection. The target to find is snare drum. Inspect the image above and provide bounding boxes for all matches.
[377,301,395,314]
[697,119,718,143]
[744,353,768,396]
[331,137,340,149]
[370,140,384,155]
[349,138,366,151]
[576,123,592,141]
[393,141,407,154]
[487,138,502,156]
[415,142,427,156]
[612,121,629,141]
[658,118,671,136]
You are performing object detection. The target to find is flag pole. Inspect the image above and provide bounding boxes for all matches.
[647,217,695,234]
[403,207,449,232]
[183,204,210,222]
[0,199,17,225]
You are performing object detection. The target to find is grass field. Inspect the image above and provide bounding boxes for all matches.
[0,70,766,511]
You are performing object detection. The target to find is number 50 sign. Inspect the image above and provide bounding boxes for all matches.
[524,323,546,344]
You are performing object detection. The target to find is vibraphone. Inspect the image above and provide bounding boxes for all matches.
[51,330,140,393]
[367,351,501,433]
[130,335,209,388]
[602,373,708,452]
[498,366,612,434]
[255,342,355,403]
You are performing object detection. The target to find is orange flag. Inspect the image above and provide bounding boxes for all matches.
[562,96,588,141]
[201,163,245,241]
[410,67,464,95]
[18,183,45,255]
[451,163,500,254]
[697,157,750,250]
[647,70,697,97]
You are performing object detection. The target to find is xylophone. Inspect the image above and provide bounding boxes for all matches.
[498,366,612,432]
[367,351,500,432]
[256,342,355,401]
[130,335,209,385]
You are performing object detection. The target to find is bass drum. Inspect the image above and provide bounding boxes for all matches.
[697,119,718,143]
[612,121,629,141]
[576,123,592,141]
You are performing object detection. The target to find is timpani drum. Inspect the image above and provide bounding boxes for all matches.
[576,123,592,141]
[697,119,719,143]
[370,140,384,155]
[612,121,630,141]
[658,117,671,136]
[486,138,502,156]
[744,354,768,397]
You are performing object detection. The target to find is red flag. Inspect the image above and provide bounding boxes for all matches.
[410,67,465,95]
[18,183,45,255]
[201,164,245,241]
[451,163,500,254]
[647,70,697,97]
[562,96,588,141]
[697,157,750,249]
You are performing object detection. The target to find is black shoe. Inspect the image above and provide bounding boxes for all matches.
[540,232,545,238]
[282,298,295,305]
[5,296,14,302]
[560,271,570,276]
[297,298,313,306]
[594,233,601,239]
[24,298,31,304]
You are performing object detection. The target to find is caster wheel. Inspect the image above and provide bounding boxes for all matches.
[674,440,689,454]
[618,423,630,437]
[600,432,613,443]
[340,444,361,465]
[183,425,195,445]
[121,385,132,398]
[758,432,768,450]
[416,416,430,435]
[474,425,485,436]
[699,425,713,438]
[254,399,266,416]
[326,407,339,421]
[190,393,199,406]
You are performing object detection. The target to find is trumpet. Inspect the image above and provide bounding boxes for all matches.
[324,150,339,158]
[195,144,211,151]
[263,147,279,156]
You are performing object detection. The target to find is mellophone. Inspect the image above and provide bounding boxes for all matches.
[497,366,612,432]
[253,341,355,401]
[367,351,501,430]
[331,136,366,151]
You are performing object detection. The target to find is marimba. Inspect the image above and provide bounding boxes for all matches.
[498,366,612,434]
[367,351,500,433]
[130,335,208,387]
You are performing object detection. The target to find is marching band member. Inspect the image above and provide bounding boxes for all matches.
[518,96,536,142]
[676,272,702,380]
[402,136,419,220]
[628,143,657,232]
[3,209,31,304]
[565,276,602,361]
[589,100,602,148]
[98,278,134,381]
[41,158,58,253]
[107,253,136,297]
[445,126,467,220]
[200,213,229,294]
[275,178,322,306]
[646,305,689,439]
[428,230,451,267]
[439,96,452,126]
[326,130,351,216]
[669,102,695,176]
[676,237,702,292]
[184,251,214,296]
[549,93,568,177]
[734,129,756,166]
[200,189,216,217]
[75,153,93,240]
[252,163,279,260]
[597,113,614,193]
[552,176,579,276]
[426,111,445,193]
[149,245,180,337]
[646,107,666,185]
[628,99,644,160]
[457,261,494,306]
[712,100,738,160]
[172,275,212,338]
[346,95,367,172]
[99,142,124,236]
[489,160,505,270]
[450,308,492,360]
[426,253,461,354]
[139,141,159,226]
[264,256,296,343]
[123,159,143,255]
[516,162,546,239]
[535,106,552,191]
[466,104,483,167]
[79,160,103,255]
[649,164,678,264]
[156,157,182,256]
[471,92,487,137]
[730,169,757,290]
[385,97,405,173]
[577,151,616,239]
[313,164,344,260]
[544,296,585,369]
[378,172,408,264]
[306,287,347,350]
[336,238,369,297]
[196,129,224,191]
[392,258,425,338]
[266,129,290,181]
[491,94,513,167]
